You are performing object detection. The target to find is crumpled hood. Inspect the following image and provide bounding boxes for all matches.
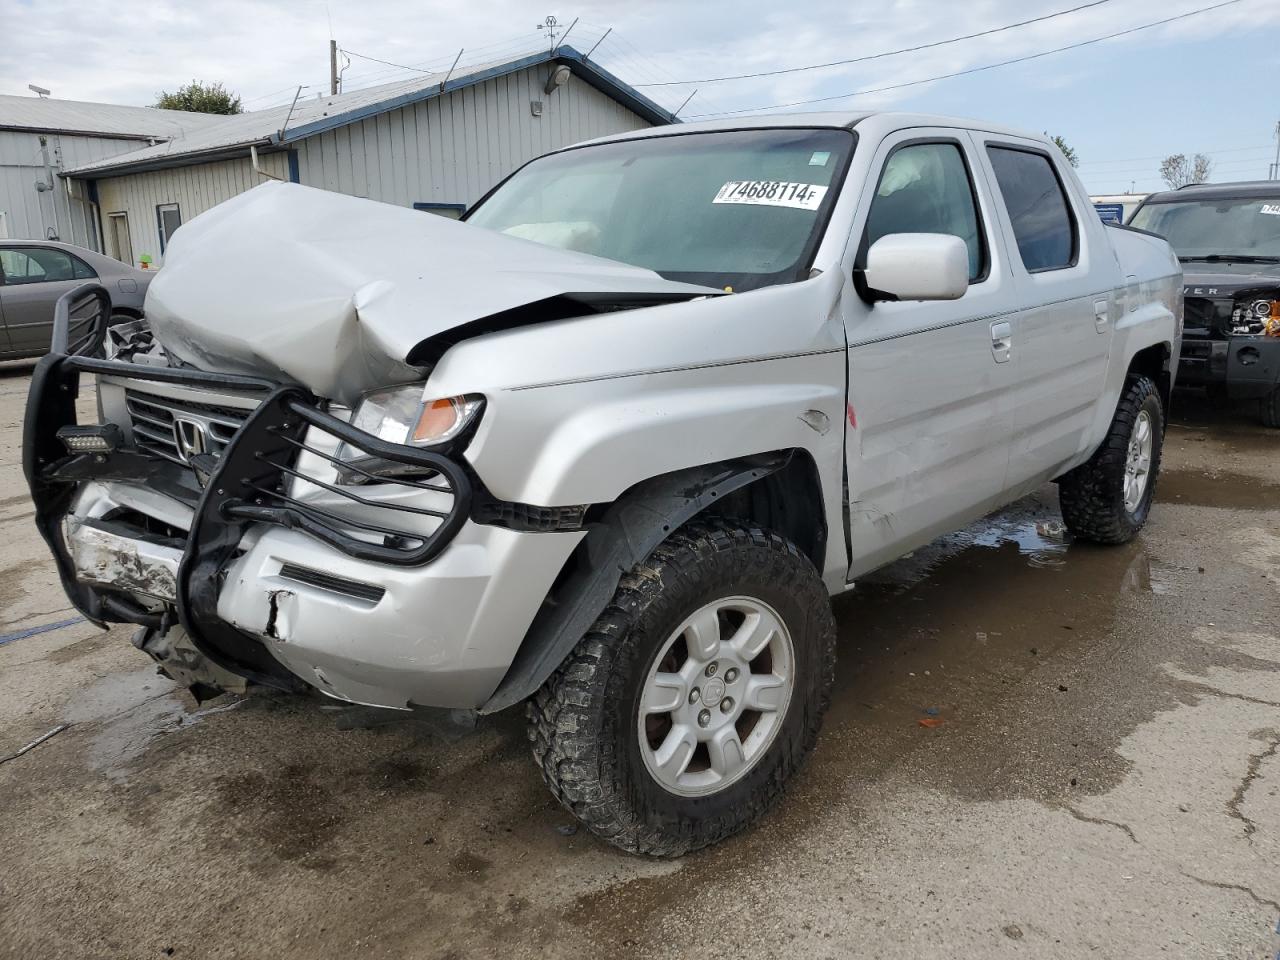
[145,181,718,403]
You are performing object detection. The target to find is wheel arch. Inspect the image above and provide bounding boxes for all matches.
[481,449,825,713]
[1126,340,1173,415]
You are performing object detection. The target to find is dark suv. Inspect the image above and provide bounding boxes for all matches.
[1129,181,1280,426]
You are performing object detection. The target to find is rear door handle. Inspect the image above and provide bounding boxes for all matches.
[1094,298,1110,334]
[990,320,1012,364]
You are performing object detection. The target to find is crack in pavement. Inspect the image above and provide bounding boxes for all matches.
[1061,804,1139,844]
[1227,731,1280,841]
[1,607,78,631]
[1182,872,1280,914]
[1192,687,1280,710]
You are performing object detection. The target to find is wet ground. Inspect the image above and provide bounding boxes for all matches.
[1,363,1277,959]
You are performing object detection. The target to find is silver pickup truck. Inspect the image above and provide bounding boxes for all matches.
[24,111,1181,856]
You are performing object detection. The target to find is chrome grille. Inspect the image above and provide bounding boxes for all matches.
[124,390,249,465]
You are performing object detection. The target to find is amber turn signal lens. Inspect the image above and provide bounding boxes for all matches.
[413,398,463,443]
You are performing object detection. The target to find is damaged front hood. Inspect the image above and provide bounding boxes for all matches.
[145,182,718,403]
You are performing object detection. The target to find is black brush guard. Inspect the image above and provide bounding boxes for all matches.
[23,284,474,690]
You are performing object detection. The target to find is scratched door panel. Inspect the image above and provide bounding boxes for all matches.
[841,127,1020,580]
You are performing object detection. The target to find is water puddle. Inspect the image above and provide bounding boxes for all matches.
[1156,468,1280,511]
[62,666,242,781]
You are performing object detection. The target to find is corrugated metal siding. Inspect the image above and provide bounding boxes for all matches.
[0,130,146,246]
[95,153,288,267]
[70,65,648,267]
[293,64,650,207]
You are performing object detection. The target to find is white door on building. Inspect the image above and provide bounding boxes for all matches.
[108,213,132,266]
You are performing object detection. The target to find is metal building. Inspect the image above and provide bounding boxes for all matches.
[61,47,673,269]
[0,96,219,247]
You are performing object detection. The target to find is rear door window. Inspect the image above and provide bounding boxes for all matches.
[0,247,77,284]
[987,147,1078,272]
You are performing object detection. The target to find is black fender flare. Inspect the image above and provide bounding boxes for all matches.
[480,451,791,713]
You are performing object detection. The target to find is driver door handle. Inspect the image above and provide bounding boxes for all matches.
[990,320,1012,364]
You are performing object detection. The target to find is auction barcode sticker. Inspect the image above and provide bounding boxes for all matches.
[713,180,828,210]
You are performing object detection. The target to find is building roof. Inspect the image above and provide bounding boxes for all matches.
[0,93,225,140]
[1142,180,1280,203]
[63,47,676,178]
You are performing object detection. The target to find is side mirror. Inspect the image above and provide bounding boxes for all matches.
[863,233,969,302]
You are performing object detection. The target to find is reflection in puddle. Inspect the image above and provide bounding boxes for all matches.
[62,666,242,782]
[857,495,1176,601]
[954,515,1073,570]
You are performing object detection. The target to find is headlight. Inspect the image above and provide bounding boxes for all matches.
[336,383,483,482]
[1230,299,1280,337]
[349,383,483,446]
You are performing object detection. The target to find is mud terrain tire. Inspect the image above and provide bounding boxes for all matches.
[528,519,837,856]
[1058,376,1164,544]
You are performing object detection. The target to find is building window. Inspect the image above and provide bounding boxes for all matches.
[157,203,183,252]
[413,202,467,220]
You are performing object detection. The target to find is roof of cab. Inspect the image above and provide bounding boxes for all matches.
[1142,180,1280,203]
[571,111,1051,149]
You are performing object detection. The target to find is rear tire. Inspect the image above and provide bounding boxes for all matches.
[1058,376,1164,544]
[527,519,836,856]
[1262,386,1280,428]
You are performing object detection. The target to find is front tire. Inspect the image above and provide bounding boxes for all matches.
[1059,376,1164,544]
[527,519,836,856]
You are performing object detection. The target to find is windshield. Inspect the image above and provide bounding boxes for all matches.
[466,128,855,292]
[1129,198,1280,260]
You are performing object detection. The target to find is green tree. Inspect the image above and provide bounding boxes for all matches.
[154,81,242,115]
[1048,134,1079,168]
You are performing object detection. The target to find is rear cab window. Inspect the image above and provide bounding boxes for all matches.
[986,146,1079,272]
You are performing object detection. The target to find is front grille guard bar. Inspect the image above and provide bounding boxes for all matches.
[211,393,472,567]
[25,283,473,690]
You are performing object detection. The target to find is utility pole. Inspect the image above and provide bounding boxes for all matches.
[1271,119,1279,180]
[330,39,339,96]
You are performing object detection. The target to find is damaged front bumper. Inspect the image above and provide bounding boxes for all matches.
[25,285,585,710]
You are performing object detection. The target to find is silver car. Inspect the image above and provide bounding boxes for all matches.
[0,240,152,360]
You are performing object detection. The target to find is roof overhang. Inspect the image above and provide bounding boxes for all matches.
[0,124,159,141]
[63,140,283,179]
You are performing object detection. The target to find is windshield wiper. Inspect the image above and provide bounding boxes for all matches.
[1179,254,1280,264]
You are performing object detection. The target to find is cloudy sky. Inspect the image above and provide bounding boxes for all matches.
[3,0,1279,193]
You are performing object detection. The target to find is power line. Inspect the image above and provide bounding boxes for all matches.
[686,0,1245,119]
[1078,144,1274,166]
[634,0,1116,87]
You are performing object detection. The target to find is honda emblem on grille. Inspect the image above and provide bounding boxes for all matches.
[173,417,209,463]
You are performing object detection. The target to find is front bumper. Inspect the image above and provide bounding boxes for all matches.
[58,480,582,708]
[24,285,584,710]
[1178,336,1280,399]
